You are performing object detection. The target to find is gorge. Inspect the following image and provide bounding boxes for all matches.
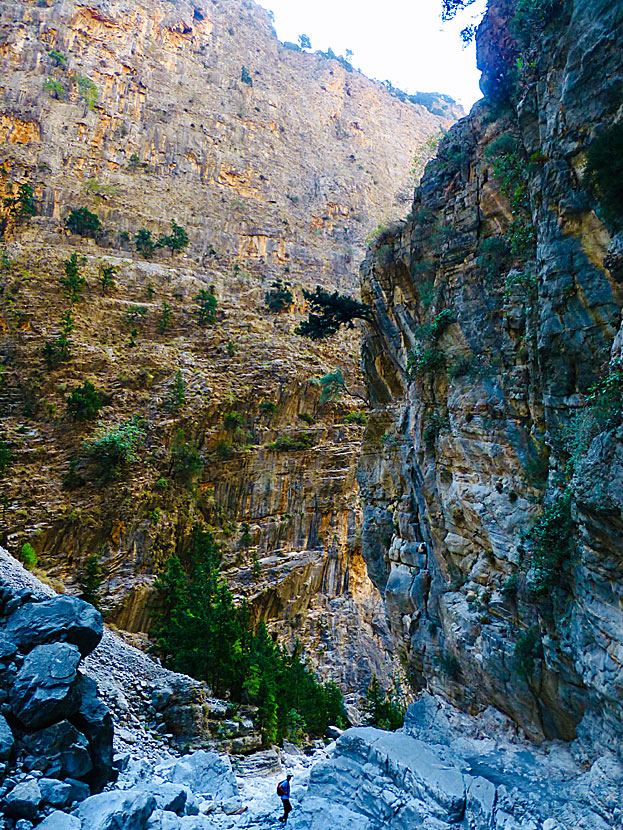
[1,0,623,827]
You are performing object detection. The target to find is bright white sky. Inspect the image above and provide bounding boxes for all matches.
[257,0,486,112]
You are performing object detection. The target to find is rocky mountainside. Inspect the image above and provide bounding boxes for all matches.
[0,0,460,689]
[359,0,623,754]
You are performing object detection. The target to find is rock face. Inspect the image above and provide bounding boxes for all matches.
[359,0,623,750]
[0,0,460,690]
[0,574,114,824]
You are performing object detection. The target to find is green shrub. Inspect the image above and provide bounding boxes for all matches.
[407,344,444,379]
[67,380,103,421]
[434,651,462,679]
[0,436,13,473]
[259,401,278,416]
[423,409,449,448]
[83,417,143,480]
[159,301,173,333]
[241,65,253,85]
[265,279,293,312]
[170,430,202,482]
[522,438,549,488]
[296,286,372,340]
[215,439,234,460]
[4,183,37,220]
[298,412,316,425]
[135,229,155,258]
[100,265,116,294]
[43,310,73,369]
[125,305,148,327]
[169,370,185,410]
[486,134,529,213]
[477,236,509,280]
[514,625,542,677]
[62,458,85,490]
[79,554,102,608]
[318,370,345,404]
[506,219,536,259]
[66,207,100,238]
[267,433,314,452]
[59,254,86,302]
[157,221,189,253]
[501,573,519,597]
[512,0,561,46]
[525,490,574,597]
[20,542,37,570]
[223,412,242,429]
[583,122,623,229]
[362,676,404,731]
[239,523,253,548]
[48,50,67,67]
[43,78,65,99]
[343,411,367,425]
[195,288,217,324]
[75,74,98,109]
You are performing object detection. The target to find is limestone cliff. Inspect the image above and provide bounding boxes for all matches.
[359,0,623,750]
[0,0,460,690]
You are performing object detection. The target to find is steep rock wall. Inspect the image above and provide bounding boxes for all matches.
[359,0,623,748]
[0,0,460,690]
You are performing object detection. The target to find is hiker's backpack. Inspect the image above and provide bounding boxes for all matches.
[276,781,286,797]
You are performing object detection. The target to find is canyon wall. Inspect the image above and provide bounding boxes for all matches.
[359,0,623,749]
[0,0,460,689]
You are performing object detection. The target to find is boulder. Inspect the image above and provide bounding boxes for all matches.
[3,778,42,820]
[36,812,82,830]
[0,633,17,662]
[21,720,93,780]
[65,778,91,804]
[72,788,156,830]
[0,712,14,760]
[155,750,237,802]
[70,674,114,792]
[146,811,180,830]
[39,777,73,808]
[288,796,375,830]
[10,643,81,729]
[148,784,187,815]
[4,596,103,657]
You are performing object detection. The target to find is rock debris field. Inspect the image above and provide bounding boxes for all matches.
[0,550,621,830]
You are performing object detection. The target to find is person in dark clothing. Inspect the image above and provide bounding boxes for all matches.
[278,773,292,822]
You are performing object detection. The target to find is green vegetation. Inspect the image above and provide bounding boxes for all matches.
[298,33,311,49]
[66,207,100,238]
[157,221,189,253]
[63,459,86,490]
[514,625,542,677]
[267,433,314,452]
[485,134,535,260]
[60,254,87,302]
[264,279,293,312]
[20,542,37,570]
[169,429,202,483]
[512,0,561,46]
[441,0,477,22]
[259,401,278,416]
[43,78,65,99]
[4,183,37,220]
[223,412,242,430]
[43,310,73,369]
[135,229,155,258]
[343,411,367,426]
[423,409,450,449]
[195,288,217,324]
[524,490,574,598]
[241,66,253,86]
[583,122,623,229]
[48,50,67,67]
[75,74,98,109]
[67,380,103,421]
[152,525,346,746]
[477,236,509,281]
[215,439,234,460]
[318,370,346,404]
[159,301,173,333]
[407,308,456,381]
[79,554,102,609]
[169,370,185,410]
[296,286,372,340]
[362,676,405,731]
[434,650,462,679]
[100,264,116,294]
[83,417,143,481]
[0,435,13,473]
[506,219,536,259]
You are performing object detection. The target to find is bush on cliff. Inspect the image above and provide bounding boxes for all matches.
[4,183,37,221]
[152,525,346,746]
[67,380,103,421]
[296,286,372,340]
[362,676,405,731]
[66,207,100,238]
[265,279,293,312]
[83,417,143,481]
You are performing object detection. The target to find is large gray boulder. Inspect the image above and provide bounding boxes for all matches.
[0,713,14,760]
[3,778,42,820]
[4,595,103,657]
[70,674,114,792]
[10,643,81,729]
[39,778,73,809]
[36,811,82,829]
[21,720,93,780]
[155,750,237,802]
[72,788,156,830]
[289,796,375,830]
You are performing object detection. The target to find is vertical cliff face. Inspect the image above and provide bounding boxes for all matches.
[359,0,623,747]
[0,0,460,690]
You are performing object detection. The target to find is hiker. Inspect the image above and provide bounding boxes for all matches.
[277,773,292,822]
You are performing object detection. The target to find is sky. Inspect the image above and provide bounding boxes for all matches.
[257,0,487,112]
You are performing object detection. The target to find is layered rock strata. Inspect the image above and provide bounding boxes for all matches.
[359,0,623,748]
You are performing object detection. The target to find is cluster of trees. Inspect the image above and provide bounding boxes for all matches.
[152,525,346,746]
